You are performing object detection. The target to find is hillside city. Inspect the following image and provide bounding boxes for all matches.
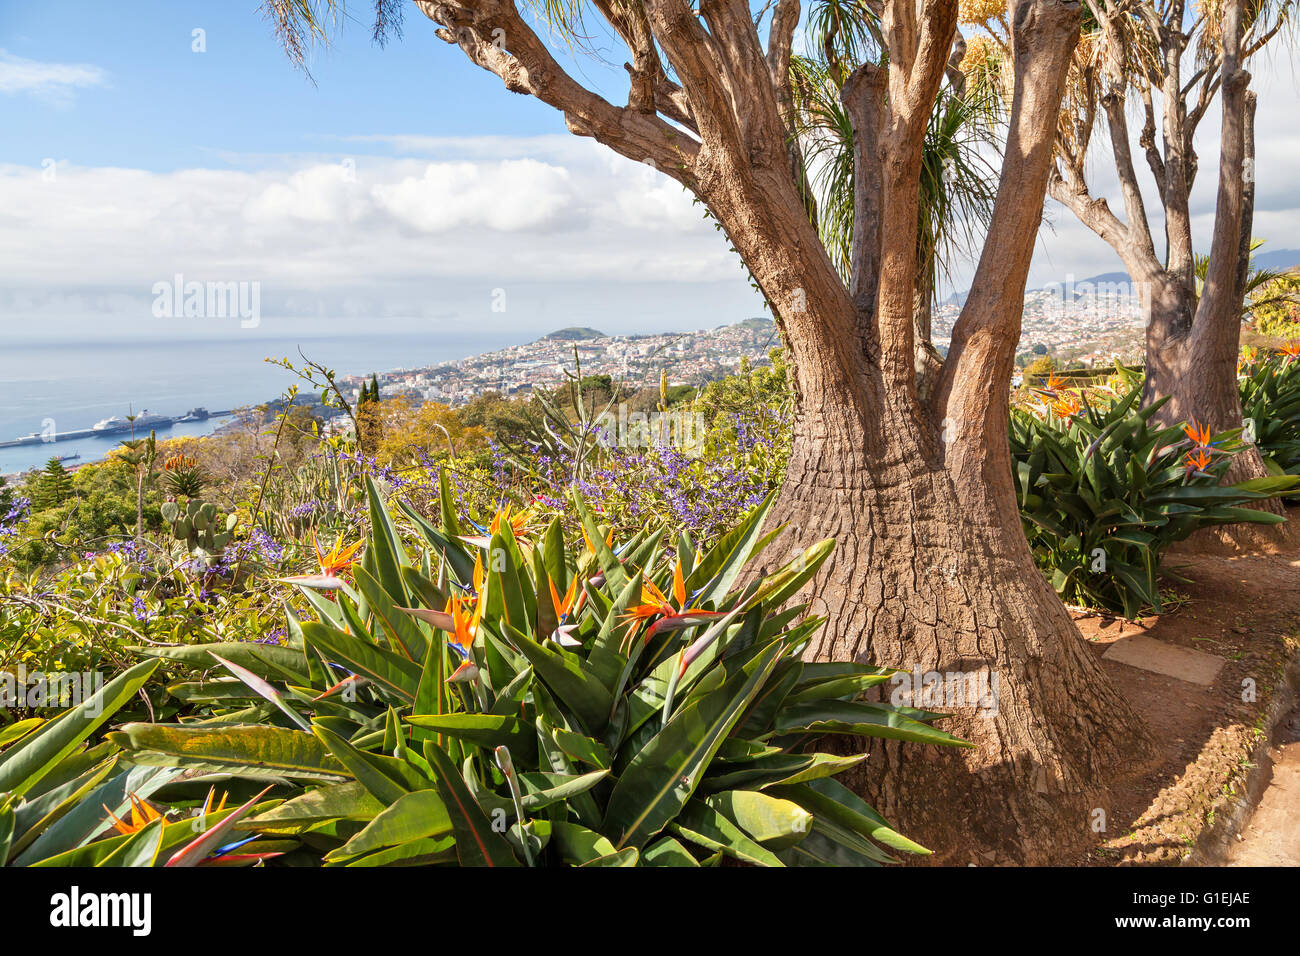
[340,283,1146,409]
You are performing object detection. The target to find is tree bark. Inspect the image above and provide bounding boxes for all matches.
[773,395,1149,863]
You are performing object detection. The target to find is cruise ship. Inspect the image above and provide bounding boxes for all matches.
[91,411,168,434]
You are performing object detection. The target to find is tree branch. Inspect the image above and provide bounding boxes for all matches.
[1191,0,1251,363]
[415,0,701,182]
[937,0,1083,513]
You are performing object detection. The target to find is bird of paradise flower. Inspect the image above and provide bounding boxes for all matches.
[619,561,723,652]
[275,530,363,590]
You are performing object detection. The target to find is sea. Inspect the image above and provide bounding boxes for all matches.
[0,332,507,476]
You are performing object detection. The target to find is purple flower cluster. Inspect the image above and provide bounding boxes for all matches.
[336,452,410,490]
[523,439,772,539]
[251,626,287,646]
[0,495,30,558]
[103,539,148,562]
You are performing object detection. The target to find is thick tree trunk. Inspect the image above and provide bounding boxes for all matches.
[766,359,1152,863]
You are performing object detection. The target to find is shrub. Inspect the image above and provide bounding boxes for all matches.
[1010,379,1298,618]
[1238,345,1300,485]
[102,475,965,867]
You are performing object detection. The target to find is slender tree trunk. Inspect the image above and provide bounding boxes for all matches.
[1145,3,1281,522]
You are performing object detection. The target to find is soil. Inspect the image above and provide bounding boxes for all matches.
[1064,510,1300,865]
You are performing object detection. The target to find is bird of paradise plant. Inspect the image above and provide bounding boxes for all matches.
[1182,418,1213,449]
[112,475,970,867]
[103,793,167,835]
[1184,447,1214,478]
[443,591,484,682]
[619,561,723,650]
[460,502,540,549]
[275,530,363,590]
[547,573,584,647]
[1050,393,1082,422]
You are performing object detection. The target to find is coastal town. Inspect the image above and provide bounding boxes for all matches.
[335,287,1147,411]
[1,293,1149,477]
[335,317,785,407]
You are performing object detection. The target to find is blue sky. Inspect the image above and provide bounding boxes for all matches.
[0,1,768,345]
[2,0,1298,350]
[0,1,576,169]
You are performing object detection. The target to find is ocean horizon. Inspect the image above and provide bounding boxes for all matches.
[0,330,510,475]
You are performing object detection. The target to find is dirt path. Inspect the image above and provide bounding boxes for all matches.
[1227,708,1300,865]
[1066,520,1300,864]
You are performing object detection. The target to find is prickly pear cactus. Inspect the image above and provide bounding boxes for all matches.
[161,497,238,557]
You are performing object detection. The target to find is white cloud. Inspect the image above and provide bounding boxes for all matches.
[0,49,106,104]
[371,159,579,232]
[0,140,759,324]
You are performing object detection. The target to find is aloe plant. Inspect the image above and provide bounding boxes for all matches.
[105,472,967,866]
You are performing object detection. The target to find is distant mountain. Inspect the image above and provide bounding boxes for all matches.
[941,252,1300,306]
[944,270,1134,307]
[1252,249,1300,273]
[732,317,775,330]
[542,327,606,341]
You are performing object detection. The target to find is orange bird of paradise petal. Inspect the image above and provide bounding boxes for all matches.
[473,551,485,594]
[313,530,363,578]
[1185,448,1213,473]
[1051,395,1081,420]
[444,593,483,653]
[581,523,615,555]
[104,793,166,835]
[673,562,687,607]
[548,574,579,622]
[619,576,723,648]
[1280,341,1300,358]
[1182,419,1212,448]
[200,787,230,818]
[489,503,537,539]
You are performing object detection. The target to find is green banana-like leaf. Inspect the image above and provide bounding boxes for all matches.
[702,790,812,849]
[108,723,348,781]
[603,642,782,850]
[671,798,783,866]
[775,700,974,748]
[506,624,612,736]
[0,659,160,797]
[422,742,520,867]
[301,621,422,703]
[246,781,384,832]
[365,474,411,603]
[405,713,534,755]
[131,642,307,684]
[324,789,453,862]
[641,835,699,866]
